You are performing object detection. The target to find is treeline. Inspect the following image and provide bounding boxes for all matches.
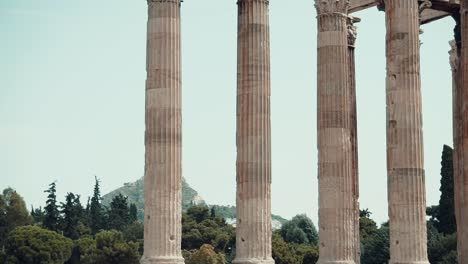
[0,177,142,264]
[0,144,460,263]
[359,145,458,264]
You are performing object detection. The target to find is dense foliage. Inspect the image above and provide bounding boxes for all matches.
[0,144,461,263]
[4,225,73,264]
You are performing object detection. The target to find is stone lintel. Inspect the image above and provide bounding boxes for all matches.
[349,0,381,13]
[420,9,451,24]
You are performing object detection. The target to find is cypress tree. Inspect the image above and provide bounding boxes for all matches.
[43,182,59,231]
[89,176,104,234]
[437,145,456,234]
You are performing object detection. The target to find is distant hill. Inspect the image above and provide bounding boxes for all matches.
[102,177,287,228]
[102,177,205,220]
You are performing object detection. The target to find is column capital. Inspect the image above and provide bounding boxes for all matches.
[237,0,269,5]
[315,0,349,15]
[347,16,360,48]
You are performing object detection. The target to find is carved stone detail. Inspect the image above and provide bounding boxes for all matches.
[315,0,350,15]
[450,40,459,72]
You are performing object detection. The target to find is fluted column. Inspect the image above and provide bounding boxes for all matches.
[142,0,184,263]
[384,1,429,263]
[348,16,360,264]
[458,1,468,262]
[234,1,273,264]
[316,0,356,263]
[450,37,466,264]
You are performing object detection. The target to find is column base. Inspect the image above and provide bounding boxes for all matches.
[388,260,430,264]
[233,257,275,264]
[317,260,355,264]
[140,256,185,264]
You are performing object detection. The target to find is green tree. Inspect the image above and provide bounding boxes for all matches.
[44,182,60,231]
[4,225,72,264]
[182,205,235,259]
[280,214,318,245]
[30,206,45,224]
[66,237,97,264]
[94,230,140,264]
[187,205,210,223]
[123,221,144,242]
[359,209,378,242]
[185,244,226,264]
[129,203,138,223]
[437,145,456,234]
[272,231,301,264]
[0,188,32,247]
[361,223,389,264]
[60,193,85,239]
[427,221,458,264]
[108,194,130,231]
[89,176,105,234]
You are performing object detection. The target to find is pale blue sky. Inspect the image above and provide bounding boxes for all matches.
[0,0,455,225]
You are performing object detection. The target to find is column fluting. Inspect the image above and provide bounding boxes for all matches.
[234,0,274,263]
[348,16,361,264]
[384,1,429,263]
[142,0,184,263]
[458,1,468,262]
[316,0,356,263]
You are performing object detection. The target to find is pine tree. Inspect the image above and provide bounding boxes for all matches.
[129,203,138,223]
[44,181,60,231]
[60,193,84,239]
[31,206,45,224]
[108,194,130,231]
[89,176,104,234]
[437,145,457,234]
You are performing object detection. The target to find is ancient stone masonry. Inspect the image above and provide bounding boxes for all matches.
[459,0,468,262]
[234,1,274,263]
[347,16,360,264]
[315,0,358,263]
[384,0,429,263]
[142,0,184,263]
[139,0,468,263]
[449,38,465,264]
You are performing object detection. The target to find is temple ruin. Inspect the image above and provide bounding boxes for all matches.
[141,0,468,263]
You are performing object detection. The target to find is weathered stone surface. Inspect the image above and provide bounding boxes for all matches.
[449,38,466,264]
[384,1,429,263]
[234,1,274,264]
[316,0,357,263]
[348,16,360,264]
[458,1,468,261]
[141,0,184,263]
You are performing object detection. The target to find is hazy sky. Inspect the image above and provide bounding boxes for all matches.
[0,0,456,225]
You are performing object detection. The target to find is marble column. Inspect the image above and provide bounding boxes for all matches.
[234,1,273,264]
[348,16,361,264]
[316,0,356,263]
[384,1,429,263]
[449,37,466,264]
[142,0,184,263]
[458,1,468,261]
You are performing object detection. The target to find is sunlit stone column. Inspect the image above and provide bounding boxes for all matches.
[234,1,274,264]
[316,0,356,263]
[348,16,361,264]
[384,1,429,263]
[142,0,184,263]
[458,1,468,261]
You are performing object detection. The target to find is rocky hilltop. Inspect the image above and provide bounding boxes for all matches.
[102,177,287,228]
